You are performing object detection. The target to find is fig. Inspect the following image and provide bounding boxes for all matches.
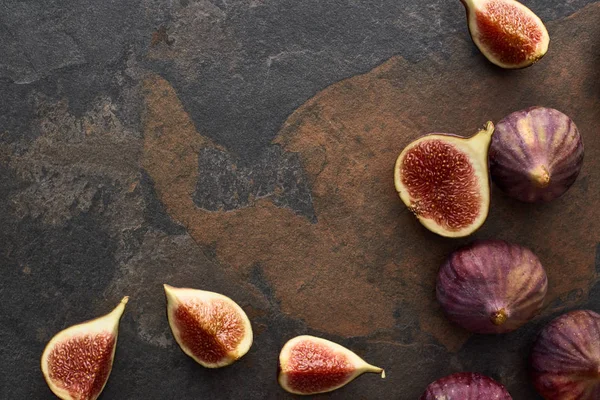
[490,107,584,203]
[278,335,384,395]
[420,372,512,399]
[437,239,547,334]
[460,0,550,69]
[163,284,253,368]
[531,310,600,400]
[40,297,129,400]
[394,121,494,238]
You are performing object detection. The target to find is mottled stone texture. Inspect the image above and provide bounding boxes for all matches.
[1,1,600,399]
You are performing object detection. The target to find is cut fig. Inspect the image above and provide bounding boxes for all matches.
[437,240,547,334]
[490,107,584,203]
[460,0,550,69]
[420,372,512,399]
[394,122,494,238]
[164,284,253,368]
[278,335,384,395]
[40,297,129,400]
[531,310,600,399]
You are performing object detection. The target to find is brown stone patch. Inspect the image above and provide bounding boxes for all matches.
[143,3,600,349]
[151,26,174,47]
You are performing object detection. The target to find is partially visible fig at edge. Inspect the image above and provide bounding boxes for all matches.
[420,372,512,399]
[460,0,550,69]
[40,297,129,400]
[531,310,600,400]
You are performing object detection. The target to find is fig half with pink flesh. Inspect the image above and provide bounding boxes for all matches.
[394,122,494,238]
[40,297,129,400]
[490,107,584,203]
[437,240,547,334]
[278,335,384,395]
[420,372,512,399]
[531,310,600,400]
[164,284,253,368]
[460,0,550,69]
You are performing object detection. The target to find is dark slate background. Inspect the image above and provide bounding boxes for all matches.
[1,0,599,399]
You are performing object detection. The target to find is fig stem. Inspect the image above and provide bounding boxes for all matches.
[108,296,129,320]
[530,165,551,188]
[363,364,385,378]
[491,309,508,326]
[468,121,495,149]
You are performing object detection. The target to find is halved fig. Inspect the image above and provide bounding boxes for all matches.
[394,122,494,238]
[460,0,550,69]
[164,284,253,368]
[40,297,129,400]
[278,335,384,395]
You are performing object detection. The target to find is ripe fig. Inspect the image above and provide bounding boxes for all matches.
[420,372,512,399]
[278,335,384,395]
[490,107,584,203]
[531,310,600,400]
[437,239,547,334]
[460,0,550,69]
[164,284,253,368]
[394,122,494,238]
[40,297,129,400]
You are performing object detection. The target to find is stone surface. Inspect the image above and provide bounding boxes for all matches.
[1,0,599,399]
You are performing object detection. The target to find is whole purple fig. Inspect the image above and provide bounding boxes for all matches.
[420,372,512,400]
[531,310,600,400]
[436,239,547,334]
[490,107,584,203]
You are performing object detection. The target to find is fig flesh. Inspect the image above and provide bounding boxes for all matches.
[437,240,547,334]
[278,335,384,395]
[164,284,253,368]
[490,107,584,203]
[420,372,512,399]
[394,122,494,238]
[531,310,600,400]
[40,297,129,400]
[460,0,550,69]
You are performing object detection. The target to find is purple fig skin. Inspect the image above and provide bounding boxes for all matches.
[490,107,584,203]
[436,239,547,334]
[420,372,512,400]
[531,310,600,400]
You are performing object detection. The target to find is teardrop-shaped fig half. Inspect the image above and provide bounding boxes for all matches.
[490,107,584,203]
[40,297,129,400]
[437,240,547,334]
[420,372,512,399]
[278,335,384,395]
[460,0,550,68]
[531,310,600,400]
[394,122,494,238]
[164,284,253,368]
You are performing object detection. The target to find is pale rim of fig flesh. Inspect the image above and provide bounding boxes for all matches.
[278,335,385,395]
[461,0,550,69]
[163,284,253,368]
[40,296,129,400]
[394,121,494,238]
